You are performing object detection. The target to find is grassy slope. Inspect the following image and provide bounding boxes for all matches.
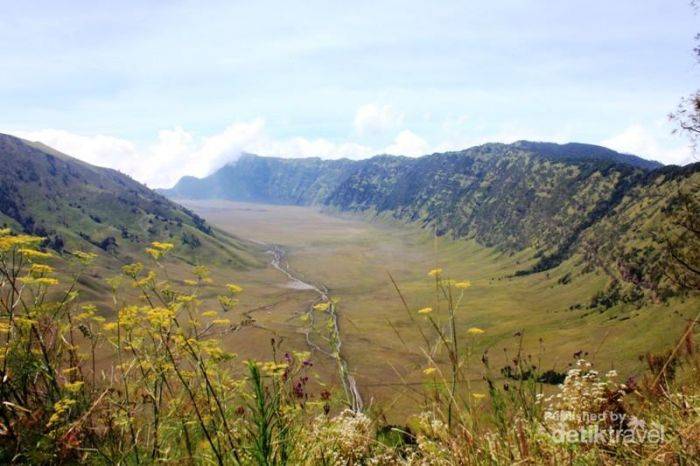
[0,133,266,303]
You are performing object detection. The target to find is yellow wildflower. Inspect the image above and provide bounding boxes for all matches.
[134,271,156,288]
[146,307,174,328]
[47,398,76,428]
[467,327,485,335]
[226,283,243,294]
[417,307,433,315]
[0,234,42,252]
[218,295,238,311]
[455,280,472,289]
[72,250,97,264]
[313,302,330,312]
[122,262,144,278]
[18,248,53,260]
[29,264,54,276]
[64,381,84,393]
[428,268,443,277]
[193,265,212,282]
[19,276,59,287]
[176,294,198,304]
[212,319,231,326]
[201,310,218,318]
[423,367,437,375]
[103,322,118,332]
[261,361,288,376]
[145,242,174,260]
[118,306,141,329]
[150,241,174,252]
[472,392,486,400]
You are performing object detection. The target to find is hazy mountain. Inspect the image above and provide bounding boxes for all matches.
[0,133,260,270]
[163,141,698,304]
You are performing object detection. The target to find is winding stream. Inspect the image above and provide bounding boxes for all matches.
[269,246,363,412]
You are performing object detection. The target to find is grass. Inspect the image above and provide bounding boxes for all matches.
[180,200,699,421]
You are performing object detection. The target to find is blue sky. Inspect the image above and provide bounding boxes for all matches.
[1,0,698,186]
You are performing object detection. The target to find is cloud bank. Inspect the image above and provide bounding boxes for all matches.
[6,104,695,189]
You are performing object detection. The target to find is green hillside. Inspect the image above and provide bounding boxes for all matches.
[163,141,699,304]
[0,133,264,282]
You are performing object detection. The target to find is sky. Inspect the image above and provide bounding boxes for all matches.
[1,0,698,187]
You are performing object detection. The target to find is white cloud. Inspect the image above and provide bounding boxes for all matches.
[14,117,693,192]
[353,103,404,137]
[7,120,380,188]
[601,124,695,166]
[384,130,430,156]
[187,119,266,176]
[10,129,139,169]
[251,137,373,159]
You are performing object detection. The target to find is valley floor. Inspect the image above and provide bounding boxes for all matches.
[180,199,698,420]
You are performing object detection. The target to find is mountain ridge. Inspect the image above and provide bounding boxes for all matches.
[162,140,698,304]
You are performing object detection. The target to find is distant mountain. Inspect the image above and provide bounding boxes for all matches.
[163,142,661,201]
[163,141,698,304]
[0,133,260,271]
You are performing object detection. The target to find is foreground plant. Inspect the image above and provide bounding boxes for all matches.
[0,230,697,464]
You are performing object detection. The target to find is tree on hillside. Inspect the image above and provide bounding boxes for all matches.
[666,4,700,291]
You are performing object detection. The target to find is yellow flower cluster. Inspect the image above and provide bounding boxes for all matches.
[18,248,53,261]
[193,265,212,283]
[64,380,84,393]
[134,271,156,288]
[145,242,174,260]
[122,262,144,278]
[226,283,243,294]
[47,398,76,428]
[72,250,98,264]
[313,302,330,312]
[261,361,288,376]
[218,295,238,311]
[145,307,175,328]
[19,276,59,287]
[29,263,54,276]
[117,305,141,330]
[0,234,43,252]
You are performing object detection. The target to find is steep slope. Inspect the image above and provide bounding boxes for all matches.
[163,141,698,303]
[164,142,663,257]
[0,133,261,271]
[579,163,700,303]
